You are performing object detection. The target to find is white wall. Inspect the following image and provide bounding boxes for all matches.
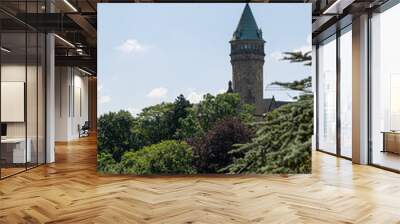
[55,67,89,141]
[1,63,46,164]
[1,65,39,137]
[1,65,27,140]
[55,66,69,141]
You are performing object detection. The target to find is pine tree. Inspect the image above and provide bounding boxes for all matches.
[281,51,311,66]
[223,51,313,174]
[223,95,313,174]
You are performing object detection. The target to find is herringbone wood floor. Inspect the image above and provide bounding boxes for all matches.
[1,136,400,224]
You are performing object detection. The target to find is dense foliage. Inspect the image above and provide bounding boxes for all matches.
[176,93,254,139]
[224,95,313,174]
[136,102,177,144]
[97,93,255,174]
[120,140,196,175]
[97,152,122,174]
[97,95,192,162]
[135,94,192,146]
[191,117,252,173]
[97,50,314,175]
[97,110,137,161]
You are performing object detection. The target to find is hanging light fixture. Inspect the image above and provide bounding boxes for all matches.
[63,0,78,12]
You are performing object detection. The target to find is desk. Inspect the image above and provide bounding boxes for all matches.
[1,138,31,163]
[382,131,400,154]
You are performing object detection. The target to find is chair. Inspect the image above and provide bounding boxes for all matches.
[79,121,90,138]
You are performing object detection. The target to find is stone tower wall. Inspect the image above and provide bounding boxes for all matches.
[230,40,265,115]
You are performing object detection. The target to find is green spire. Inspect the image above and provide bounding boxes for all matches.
[232,4,263,41]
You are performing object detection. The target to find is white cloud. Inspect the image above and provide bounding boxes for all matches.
[97,84,103,92]
[116,39,147,54]
[270,35,312,62]
[187,90,204,104]
[184,88,227,104]
[270,51,283,60]
[99,95,111,104]
[147,87,168,98]
[127,107,140,116]
[217,88,226,94]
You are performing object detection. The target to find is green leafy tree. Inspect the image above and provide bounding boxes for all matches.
[121,140,196,175]
[97,152,122,174]
[175,108,204,139]
[196,93,244,130]
[136,102,176,145]
[172,94,192,130]
[135,94,192,144]
[177,93,255,139]
[97,110,137,161]
[97,93,256,174]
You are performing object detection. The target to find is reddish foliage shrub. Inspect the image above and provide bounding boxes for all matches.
[190,117,252,173]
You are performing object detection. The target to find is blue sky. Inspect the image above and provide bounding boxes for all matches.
[98,3,311,115]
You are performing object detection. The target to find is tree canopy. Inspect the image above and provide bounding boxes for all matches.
[97,50,314,175]
[224,95,313,174]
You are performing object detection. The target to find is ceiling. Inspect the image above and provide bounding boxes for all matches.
[310,0,390,43]
[0,0,392,75]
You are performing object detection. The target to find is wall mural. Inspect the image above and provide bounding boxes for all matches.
[97,3,312,175]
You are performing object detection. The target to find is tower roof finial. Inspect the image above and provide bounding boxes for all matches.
[227,80,234,93]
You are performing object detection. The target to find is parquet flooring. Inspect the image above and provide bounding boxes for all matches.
[1,136,400,223]
[0,167,26,178]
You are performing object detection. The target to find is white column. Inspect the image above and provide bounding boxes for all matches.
[312,45,317,151]
[55,67,73,141]
[45,0,56,163]
[352,14,369,164]
[46,32,55,163]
